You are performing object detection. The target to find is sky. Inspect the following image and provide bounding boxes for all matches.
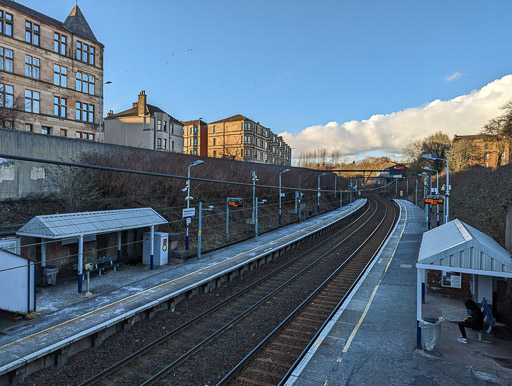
[20,0,512,160]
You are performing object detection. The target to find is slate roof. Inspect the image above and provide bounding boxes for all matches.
[106,104,182,125]
[0,0,101,44]
[64,5,98,43]
[210,114,252,124]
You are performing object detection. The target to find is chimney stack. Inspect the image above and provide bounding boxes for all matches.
[138,90,146,116]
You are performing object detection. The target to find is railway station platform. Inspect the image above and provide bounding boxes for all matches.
[286,199,512,385]
[0,200,366,384]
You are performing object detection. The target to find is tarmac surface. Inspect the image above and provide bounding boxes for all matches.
[286,200,512,386]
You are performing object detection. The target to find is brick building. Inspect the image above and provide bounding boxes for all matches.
[104,90,184,152]
[453,134,511,168]
[183,119,208,156]
[0,0,104,140]
[207,114,291,165]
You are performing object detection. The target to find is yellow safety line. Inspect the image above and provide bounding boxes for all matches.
[1,206,357,350]
[336,201,409,362]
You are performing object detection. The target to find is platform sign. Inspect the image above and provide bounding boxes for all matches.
[228,199,244,207]
[182,208,196,219]
[424,198,444,205]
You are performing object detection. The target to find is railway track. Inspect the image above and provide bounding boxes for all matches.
[80,196,396,386]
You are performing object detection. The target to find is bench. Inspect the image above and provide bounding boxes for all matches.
[74,255,120,276]
[470,297,496,343]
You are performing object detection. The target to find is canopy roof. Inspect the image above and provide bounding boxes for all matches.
[417,219,512,278]
[17,208,167,239]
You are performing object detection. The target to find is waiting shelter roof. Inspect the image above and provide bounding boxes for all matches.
[417,219,512,278]
[17,208,167,239]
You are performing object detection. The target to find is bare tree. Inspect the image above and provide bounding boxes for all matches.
[0,93,24,129]
[447,139,476,172]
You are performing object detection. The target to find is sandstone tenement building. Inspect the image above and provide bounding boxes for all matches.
[206,114,291,166]
[0,0,104,140]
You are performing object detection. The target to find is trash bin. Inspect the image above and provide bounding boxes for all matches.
[43,265,59,286]
[419,316,443,355]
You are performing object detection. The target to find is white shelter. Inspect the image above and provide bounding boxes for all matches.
[17,208,167,293]
[0,249,36,314]
[415,219,512,345]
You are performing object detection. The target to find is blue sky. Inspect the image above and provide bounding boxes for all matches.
[20,0,512,158]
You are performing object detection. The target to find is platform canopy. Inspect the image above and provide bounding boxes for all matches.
[17,208,167,239]
[416,219,512,278]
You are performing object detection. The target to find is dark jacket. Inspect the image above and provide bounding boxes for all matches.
[465,300,484,329]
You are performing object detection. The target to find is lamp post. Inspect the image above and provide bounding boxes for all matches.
[317,172,326,214]
[422,154,449,223]
[422,169,432,230]
[185,160,204,250]
[297,171,303,222]
[252,171,258,224]
[279,168,290,224]
[99,80,112,142]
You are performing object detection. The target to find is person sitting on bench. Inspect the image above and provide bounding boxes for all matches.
[458,299,483,343]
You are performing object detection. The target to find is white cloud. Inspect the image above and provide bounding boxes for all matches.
[280,74,512,160]
[444,72,466,82]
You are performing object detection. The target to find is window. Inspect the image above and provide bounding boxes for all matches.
[163,138,167,149]
[501,153,506,159]
[76,41,95,65]
[0,83,13,108]
[88,133,94,141]
[163,121,167,132]
[213,150,217,157]
[24,90,40,113]
[41,126,51,135]
[158,120,162,131]
[189,138,192,145]
[157,138,162,149]
[25,56,40,79]
[193,138,197,146]
[25,123,33,132]
[25,21,40,46]
[484,153,489,160]
[213,125,217,133]
[54,97,67,117]
[213,138,216,146]
[172,141,174,151]
[484,143,488,150]
[75,102,94,122]
[0,11,13,37]
[0,47,13,72]
[54,65,67,87]
[193,150,197,155]
[60,128,67,137]
[193,126,198,135]
[54,32,67,55]
[75,72,94,94]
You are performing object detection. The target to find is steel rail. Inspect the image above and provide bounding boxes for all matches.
[79,203,373,385]
[140,200,381,385]
[217,197,395,385]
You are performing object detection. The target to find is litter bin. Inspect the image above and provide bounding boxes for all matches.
[43,265,59,286]
[419,316,443,355]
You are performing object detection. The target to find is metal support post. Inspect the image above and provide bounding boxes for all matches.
[255,197,259,242]
[198,202,202,259]
[117,231,122,263]
[150,225,154,270]
[78,235,83,293]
